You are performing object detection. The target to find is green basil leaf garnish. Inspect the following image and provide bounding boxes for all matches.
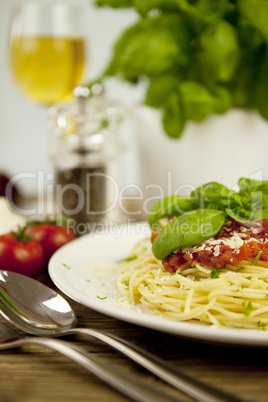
[191,181,242,209]
[148,177,268,260]
[148,195,199,229]
[152,209,226,260]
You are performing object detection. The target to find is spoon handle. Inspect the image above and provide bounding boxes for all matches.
[71,328,241,402]
[2,336,176,402]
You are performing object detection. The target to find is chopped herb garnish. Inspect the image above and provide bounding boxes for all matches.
[242,301,246,306]
[257,321,267,331]
[181,306,185,312]
[252,251,263,266]
[219,321,227,327]
[62,263,71,270]
[244,301,253,317]
[246,276,252,280]
[235,266,245,273]
[144,282,148,287]
[210,269,225,279]
[210,257,214,263]
[117,255,137,263]
[97,296,107,300]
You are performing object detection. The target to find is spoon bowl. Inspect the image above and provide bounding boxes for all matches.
[0,270,241,402]
[0,270,76,334]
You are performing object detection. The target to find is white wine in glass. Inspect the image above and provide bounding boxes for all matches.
[9,1,87,106]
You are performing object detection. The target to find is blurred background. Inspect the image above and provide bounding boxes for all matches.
[1,0,268,211]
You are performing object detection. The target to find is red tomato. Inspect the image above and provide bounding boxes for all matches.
[151,230,160,243]
[31,224,75,263]
[0,232,45,277]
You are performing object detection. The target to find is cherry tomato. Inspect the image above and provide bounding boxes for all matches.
[0,232,45,278]
[30,224,75,263]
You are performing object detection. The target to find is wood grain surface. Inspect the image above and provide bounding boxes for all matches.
[0,274,268,402]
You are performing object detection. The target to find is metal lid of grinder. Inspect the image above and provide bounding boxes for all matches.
[48,83,122,138]
[48,84,124,166]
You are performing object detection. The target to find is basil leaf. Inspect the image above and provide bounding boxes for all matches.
[238,0,268,41]
[226,206,253,223]
[148,195,199,229]
[192,181,230,202]
[179,81,218,123]
[146,75,181,109]
[178,82,232,124]
[249,192,268,221]
[205,203,226,211]
[208,85,232,114]
[105,14,192,80]
[134,0,202,22]
[191,181,242,209]
[227,192,268,222]
[238,177,268,195]
[199,20,240,82]
[235,180,268,222]
[152,209,226,260]
[194,0,230,22]
[135,0,230,24]
[162,92,185,138]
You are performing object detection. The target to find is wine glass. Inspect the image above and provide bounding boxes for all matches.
[9,1,87,106]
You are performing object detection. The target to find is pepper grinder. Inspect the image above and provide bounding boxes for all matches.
[48,85,125,234]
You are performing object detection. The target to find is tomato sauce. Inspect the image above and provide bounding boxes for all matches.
[151,219,268,273]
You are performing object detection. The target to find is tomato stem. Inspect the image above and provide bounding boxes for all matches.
[28,215,67,226]
[12,224,33,243]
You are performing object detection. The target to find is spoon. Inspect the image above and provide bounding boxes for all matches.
[0,322,175,402]
[0,270,241,402]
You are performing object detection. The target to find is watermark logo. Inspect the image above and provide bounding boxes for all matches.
[4,169,266,236]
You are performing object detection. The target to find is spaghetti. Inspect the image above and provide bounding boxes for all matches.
[118,178,268,330]
[117,237,268,330]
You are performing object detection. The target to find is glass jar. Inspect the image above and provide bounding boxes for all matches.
[48,86,125,234]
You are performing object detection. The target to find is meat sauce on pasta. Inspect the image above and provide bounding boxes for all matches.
[153,219,268,272]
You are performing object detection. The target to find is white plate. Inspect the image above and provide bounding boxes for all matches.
[49,223,268,346]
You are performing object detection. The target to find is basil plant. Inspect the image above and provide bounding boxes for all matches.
[94,0,268,138]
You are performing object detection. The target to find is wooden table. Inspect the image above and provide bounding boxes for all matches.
[0,274,268,402]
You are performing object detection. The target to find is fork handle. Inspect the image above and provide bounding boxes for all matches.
[70,328,241,402]
[4,336,176,402]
